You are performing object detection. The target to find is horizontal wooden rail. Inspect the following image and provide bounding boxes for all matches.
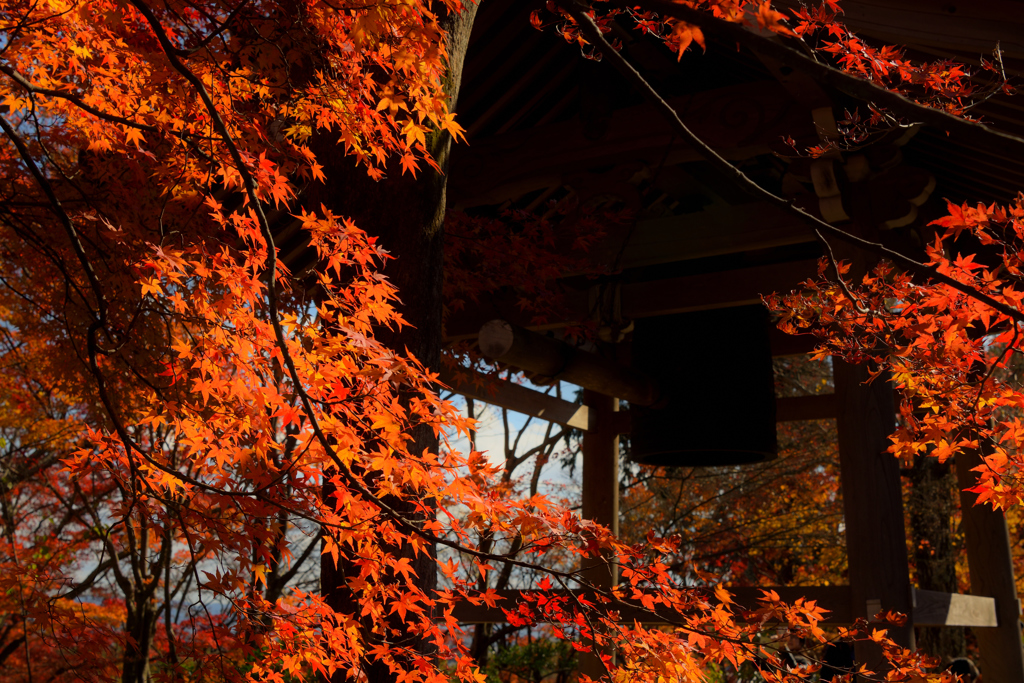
[447,586,852,625]
[441,367,840,430]
[447,586,999,627]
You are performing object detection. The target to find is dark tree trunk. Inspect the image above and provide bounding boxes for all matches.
[122,598,158,683]
[315,6,478,682]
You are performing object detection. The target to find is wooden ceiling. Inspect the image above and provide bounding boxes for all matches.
[443,0,1024,341]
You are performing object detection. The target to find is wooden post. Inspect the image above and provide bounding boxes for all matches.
[833,361,915,666]
[579,390,619,680]
[956,449,1024,682]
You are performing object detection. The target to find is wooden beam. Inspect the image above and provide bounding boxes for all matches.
[438,366,591,430]
[449,80,814,208]
[912,588,998,628]
[769,327,818,357]
[732,586,853,624]
[441,374,837,428]
[582,390,620,552]
[479,320,660,406]
[824,0,1024,63]
[444,259,819,342]
[828,222,914,663]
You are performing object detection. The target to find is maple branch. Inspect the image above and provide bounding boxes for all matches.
[0,114,106,322]
[609,0,1024,160]
[125,1,472,587]
[129,0,273,246]
[56,555,124,602]
[269,532,319,591]
[175,0,253,56]
[816,227,870,314]
[0,65,218,170]
[123,9,598,633]
[0,114,149,506]
[563,4,1024,328]
[973,321,1019,413]
[0,65,162,135]
[128,0,338,495]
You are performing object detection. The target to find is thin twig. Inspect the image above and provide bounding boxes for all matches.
[815,228,870,314]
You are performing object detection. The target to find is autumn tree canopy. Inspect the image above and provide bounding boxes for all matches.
[0,0,1020,681]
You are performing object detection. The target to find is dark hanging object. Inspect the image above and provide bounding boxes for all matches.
[629,305,777,467]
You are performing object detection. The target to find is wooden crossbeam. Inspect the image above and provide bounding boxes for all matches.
[444,259,819,342]
[438,366,591,431]
[479,321,660,406]
[442,367,838,429]
[447,586,999,627]
[829,0,1024,62]
[620,259,819,321]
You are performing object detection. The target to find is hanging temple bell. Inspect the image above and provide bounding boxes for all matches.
[628,304,778,467]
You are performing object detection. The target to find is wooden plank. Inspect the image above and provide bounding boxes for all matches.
[913,588,998,628]
[956,449,1024,680]
[438,366,590,430]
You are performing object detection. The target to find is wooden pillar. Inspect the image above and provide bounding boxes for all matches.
[579,389,619,680]
[833,361,914,666]
[956,449,1024,681]
[581,391,620,546]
